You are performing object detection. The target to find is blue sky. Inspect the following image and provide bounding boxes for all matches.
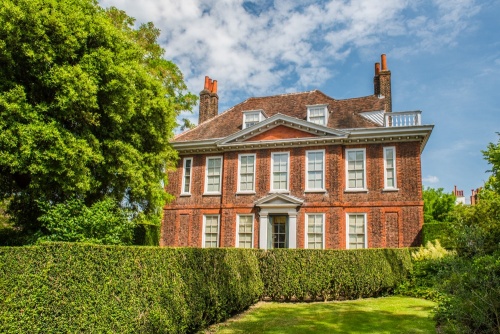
[100,0,500,200]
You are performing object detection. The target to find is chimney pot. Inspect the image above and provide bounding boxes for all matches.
[381,54,388,71]
[212,80,217,93]
[375,62,380,75]
[204,76,210,90]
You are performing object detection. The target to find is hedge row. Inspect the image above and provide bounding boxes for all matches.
[0,245,412,333]
[259,248,412,301]
[0,244,262,333]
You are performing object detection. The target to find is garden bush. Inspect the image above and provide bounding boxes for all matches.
[435,252,500,333]
[0,243,262,333]
[422,222,454,248]
[259,248,412,301]
[396,241,455,302]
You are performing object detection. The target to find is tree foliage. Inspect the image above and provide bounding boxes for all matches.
[38,197,134,245]
[0,0,196,241]
[432,137,500,333]
[422,187,456,224]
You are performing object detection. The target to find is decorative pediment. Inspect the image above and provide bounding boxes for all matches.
[255,193,304,208]
[216,113,348,146]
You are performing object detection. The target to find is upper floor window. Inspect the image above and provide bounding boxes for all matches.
[243,110,265,129]
[346,148,366,190]
[271,152,289,192]
[236,214,254,248]
[181,157,193,195]
[238,154,256,193]
[305,213,324,249]
[306,150,325,191]
[205,156,223,194]
[203,215,220,248]
[307,105,328,125]
[346,213,367,249]
[384,147,397,189]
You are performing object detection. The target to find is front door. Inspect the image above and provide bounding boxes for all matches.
[271,215,287,248]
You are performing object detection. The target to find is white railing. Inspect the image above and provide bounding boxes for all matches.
[384,111,421,127]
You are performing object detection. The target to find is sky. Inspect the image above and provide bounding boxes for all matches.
[100,0,500,201]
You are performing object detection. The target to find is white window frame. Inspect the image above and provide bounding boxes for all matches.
[345,148,367,191]
[305,149,325,192]
[242,110,264,129]
[383,146,398,190]
[346,213,367,249]
[305,213,325,249]
[202,214,220,248]
[270,152,290,192]
[307,104,328,125]
[180,157,193,196]
[204,156,223,195]
[236,214,254,248]
[237,153,256,193]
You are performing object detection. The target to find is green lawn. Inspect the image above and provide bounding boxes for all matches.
[205,296,436,334]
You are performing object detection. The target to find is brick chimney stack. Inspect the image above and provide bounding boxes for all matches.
[199,76,219,124]
[373,54,392,113]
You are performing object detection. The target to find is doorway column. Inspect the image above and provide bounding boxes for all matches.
[288,212,297,249]
[259,211,268,250]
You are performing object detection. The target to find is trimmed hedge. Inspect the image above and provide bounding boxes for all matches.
[0,244,262,333]
[259,248,412,301]
[0,245,412,332]
[133,223,161,246]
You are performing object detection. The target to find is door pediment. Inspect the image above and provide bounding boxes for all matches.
[255,193,304,208]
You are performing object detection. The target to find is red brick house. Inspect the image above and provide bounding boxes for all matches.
[162,54,433,249]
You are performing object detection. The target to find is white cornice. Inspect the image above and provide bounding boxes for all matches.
[171,125,434,154]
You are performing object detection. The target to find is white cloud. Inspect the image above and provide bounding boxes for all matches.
[99,0,480,111]
[423,175,440,184]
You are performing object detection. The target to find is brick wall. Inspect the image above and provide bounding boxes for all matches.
[162,141,423,248]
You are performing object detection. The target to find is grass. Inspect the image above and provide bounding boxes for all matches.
[205,296,436,334]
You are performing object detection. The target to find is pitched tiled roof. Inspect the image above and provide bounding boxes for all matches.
[174,90,385,142]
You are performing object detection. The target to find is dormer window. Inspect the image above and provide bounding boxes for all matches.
[243,110,265,129]
[307,105,328,125]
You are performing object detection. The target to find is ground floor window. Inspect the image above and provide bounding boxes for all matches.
[306,213,324,249]
[271,215,287,248]
[237,214,253,248]
[347,213,366,249]
[203,215,220,248]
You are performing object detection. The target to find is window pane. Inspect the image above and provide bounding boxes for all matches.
[238,215,253,248]
[204,216,219,248]
[348,214,365,249]
[307,214,323,249]
[384,148,396,189]
[207,158,222,192]
[272,154,288,190]
[347,150,365,189]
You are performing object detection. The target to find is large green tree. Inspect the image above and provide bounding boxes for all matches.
[422,187,456,224]
[0,0,196,239]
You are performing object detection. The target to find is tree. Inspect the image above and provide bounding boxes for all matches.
[422,187,456,224]
[432,137,500,333]
[0,0,197,241]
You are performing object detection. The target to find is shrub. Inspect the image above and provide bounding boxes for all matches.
[0,244,262,333]
[422,222,454,248]
[133,223,160,246]
[37,197,135,245]
[396,241,455,302]
[435,253,500,333]
[259,248,412,301]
